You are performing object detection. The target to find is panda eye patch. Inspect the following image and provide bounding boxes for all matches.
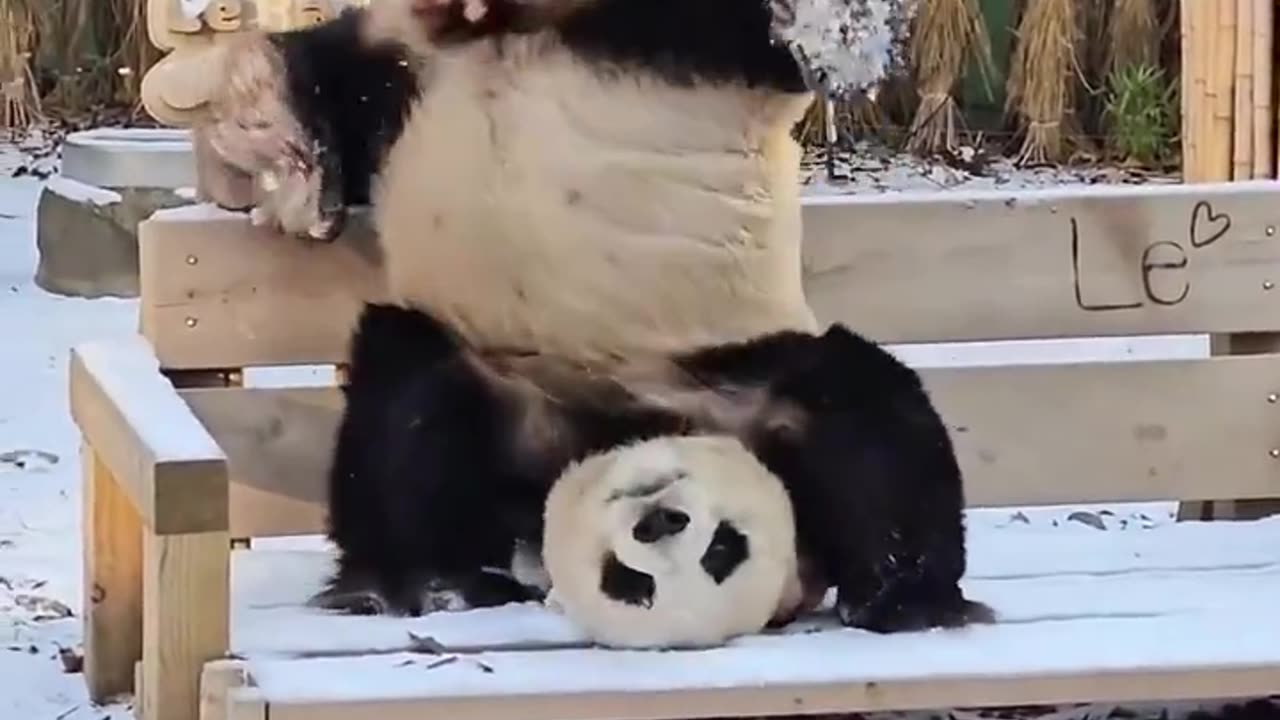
[700,521,749,584]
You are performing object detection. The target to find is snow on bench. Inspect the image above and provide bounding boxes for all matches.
[230,513,1280,662]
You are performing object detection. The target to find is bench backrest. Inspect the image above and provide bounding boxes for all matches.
[137,181,1280,538]
[134,0,1280,538]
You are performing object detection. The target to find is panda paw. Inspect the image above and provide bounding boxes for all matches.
[248,162,347,242]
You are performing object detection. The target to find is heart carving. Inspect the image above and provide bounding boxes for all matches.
[1189,200,1231,249]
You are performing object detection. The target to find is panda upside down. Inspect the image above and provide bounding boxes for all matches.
[201,0,994,636]
[317,301,996,636]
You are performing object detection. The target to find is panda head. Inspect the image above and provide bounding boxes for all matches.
[594,441,754,607]
[543,435,801,648]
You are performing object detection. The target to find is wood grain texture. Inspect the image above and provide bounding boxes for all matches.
[142,529,230,720]
[239,666,1280,720]
[81,442,144,703]
[178,387,340,537]
[140,183,1280,370]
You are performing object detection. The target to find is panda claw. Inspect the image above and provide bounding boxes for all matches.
[309,587,390,616]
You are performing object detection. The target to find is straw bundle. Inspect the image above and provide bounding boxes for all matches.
[905,0,992,155]
[1006,0,1082,166]
[1108,0,1159,72]
[0,0,42,131]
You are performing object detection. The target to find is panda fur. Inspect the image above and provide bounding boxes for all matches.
[542,434,803,649]
[201,0,820,363]
[315,300,996,635]
[203,7,422,239]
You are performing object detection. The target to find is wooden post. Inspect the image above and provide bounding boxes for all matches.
[141,529,230,720]
[1251,0,1273,178]
[1231,0,1253,180]
[81,441,144,702]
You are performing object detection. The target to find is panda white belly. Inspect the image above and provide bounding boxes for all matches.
[372,36,818,360]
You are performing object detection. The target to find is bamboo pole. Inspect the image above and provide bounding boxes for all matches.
[1231,0,1252,180]
[1255,0,1275,178]
[1179,0,1195,176]
[1207,0,1236,181]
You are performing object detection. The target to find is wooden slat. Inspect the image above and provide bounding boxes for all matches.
[173,355,1280,540]
[139,182,1280,371]
[139,203,384,370]
[69,337,230,534]
[238,666,1280,720]
[178,387,340,538]
[804,181,1280,344]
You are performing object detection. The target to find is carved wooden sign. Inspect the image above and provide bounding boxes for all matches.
[141,0,366,126]
[801,181,1280,344]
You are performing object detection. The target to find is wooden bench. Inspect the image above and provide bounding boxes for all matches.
[69,170,1280,719]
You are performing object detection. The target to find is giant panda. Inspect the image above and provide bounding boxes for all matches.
[199,0,913,364]
[312,300,995,636]
[542,433,807,649]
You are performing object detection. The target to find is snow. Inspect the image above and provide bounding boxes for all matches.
[231,512,1280,660]
[0,143,1274,719]
[1,176,138,719]
[74,338,226,463]
[44,176,124,206]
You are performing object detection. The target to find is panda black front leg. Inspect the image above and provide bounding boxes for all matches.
[745,324,997,633]
[318,303,550,616]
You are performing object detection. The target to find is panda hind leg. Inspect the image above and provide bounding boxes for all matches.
[751,324,997,633]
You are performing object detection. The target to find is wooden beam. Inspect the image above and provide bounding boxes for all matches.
[142,529,230,720]
[81,442,143,703]
[240,665,1280,720]
[138,183,1280,371]
[171,354,1280,542]
[69,337,229,534]
[178,387,340,538]
[803,181,1280,344]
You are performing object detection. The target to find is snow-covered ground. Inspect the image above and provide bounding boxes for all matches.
[0,137,1271,720]
[1,173,137,717]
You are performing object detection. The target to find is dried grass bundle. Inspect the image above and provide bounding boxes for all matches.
[1108,0,1158,71]
[0,0,42,131]
[1006,0,1081,165]
[905,0,993,155]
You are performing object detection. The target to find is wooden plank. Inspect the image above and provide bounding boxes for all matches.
[139,204,384,370]
[140,183,1280,371]
[178,387,340,538]
[69,337,230,534]
[178,355,1280,537]
[804,181,1280,344]
[81,441,144,703]
[142,529,231,720]
[246,666,1280,720]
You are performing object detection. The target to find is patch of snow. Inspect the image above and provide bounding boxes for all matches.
[1,175,136,719]
[43,177,124,206]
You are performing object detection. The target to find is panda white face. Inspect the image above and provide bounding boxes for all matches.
[542,435,799,649]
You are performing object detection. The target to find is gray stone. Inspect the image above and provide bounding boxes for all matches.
[35,127,200,299]
[60,128,195,190]
[34,178,193,298]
